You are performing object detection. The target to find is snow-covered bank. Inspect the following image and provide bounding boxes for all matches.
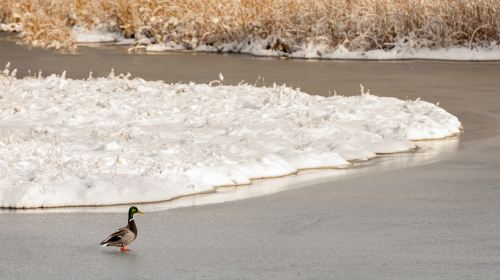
[68,26,500,61]
[145,39,500,61]
[0,68,461,208]
[3,23,499,61]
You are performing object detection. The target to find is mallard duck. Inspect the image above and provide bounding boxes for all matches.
[100,206,144,252]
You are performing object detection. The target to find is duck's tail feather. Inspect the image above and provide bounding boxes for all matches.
[100,238,111,247]
[100,229,125,247]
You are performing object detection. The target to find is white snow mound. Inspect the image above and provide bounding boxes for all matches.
[0,71,461,208]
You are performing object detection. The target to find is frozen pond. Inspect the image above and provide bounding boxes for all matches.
[1,34,500,279]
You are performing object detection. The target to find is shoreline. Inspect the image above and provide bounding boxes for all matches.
[2,32,500,62]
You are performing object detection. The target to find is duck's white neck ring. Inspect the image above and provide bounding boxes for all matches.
[128,218,134,222]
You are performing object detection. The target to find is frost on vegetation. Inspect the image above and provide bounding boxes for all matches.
[0,0,499,59]
[0,66,461,208]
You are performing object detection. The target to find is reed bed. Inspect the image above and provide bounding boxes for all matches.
[0,0,498,52]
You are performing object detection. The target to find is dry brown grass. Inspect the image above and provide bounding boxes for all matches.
[0,0,498,52]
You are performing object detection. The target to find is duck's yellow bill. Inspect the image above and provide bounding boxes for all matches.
[138,210,145,214]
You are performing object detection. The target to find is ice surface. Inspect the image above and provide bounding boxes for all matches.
[0,69,461,208]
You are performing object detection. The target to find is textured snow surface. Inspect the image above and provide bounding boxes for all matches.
[0,70,461,208]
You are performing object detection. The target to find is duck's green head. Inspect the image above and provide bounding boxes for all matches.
[128,206,144,220]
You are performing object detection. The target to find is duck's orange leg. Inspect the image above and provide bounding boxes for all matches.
[120,245,130,252]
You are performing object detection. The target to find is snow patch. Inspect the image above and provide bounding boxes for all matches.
[0,69,461,208]
[71,26,123,43]
[146,38,500,61]
[0,23,22,32]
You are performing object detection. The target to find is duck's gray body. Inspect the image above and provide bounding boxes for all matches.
[99,219,138,247]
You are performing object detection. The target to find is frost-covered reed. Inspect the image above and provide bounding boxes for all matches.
[0,0,498,51]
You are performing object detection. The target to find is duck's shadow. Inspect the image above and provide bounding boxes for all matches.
[100,249,140,258]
